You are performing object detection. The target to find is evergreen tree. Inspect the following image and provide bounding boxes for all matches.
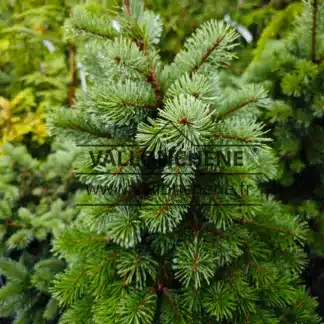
[242,0,324,315]
[47,1,321,323]
[0,141,83,323]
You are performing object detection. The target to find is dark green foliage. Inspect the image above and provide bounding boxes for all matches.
[244,0,324,254]
[242,0,324,315]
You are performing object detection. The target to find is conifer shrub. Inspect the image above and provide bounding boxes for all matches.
[0,1,89,322]
[0,141,83,323]
[242,0,324,315]
[48,1,322,323]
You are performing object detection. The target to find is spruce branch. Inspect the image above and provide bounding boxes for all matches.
[217,98,259,119]
[172,20,239,77]
[82,75,157,125]
[93,191,134,215]
[89,252,119,278]
[140,192,189,233]
[69,235,111,245]
[245,243,265,273]
[67,6,118,41]
[241,216,297,236]
[124,0,131,17]
[155,191,176,218]
[72,24,113,39]
[0,258,29,283]
[118,287,157,323]
[122,0,162,107]
[67,43,77,107]
[214,84,269,121]
[53,266,89,307]
[111,149,144,175]
[68,123,113,140]
[147,67,162,108]
[48,108,114,142]
[189,36,225,77]
[212,132,254,142]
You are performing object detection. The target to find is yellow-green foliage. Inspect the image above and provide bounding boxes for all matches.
[239,5,277,28]
[0,89,47,152]
[0,1,69,151]
[252,2,304,61]
[0,0,118,153]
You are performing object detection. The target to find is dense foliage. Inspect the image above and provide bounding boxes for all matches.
[0,141,82,323]
[0,0,76,150]
[48,1,321,323]
[1,0,324,323]
[242,0,324,314]
[0,1,83,322]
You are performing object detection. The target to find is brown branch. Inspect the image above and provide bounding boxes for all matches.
[241,216,297,236]
[312,0,319,63]
[156,191,176,217]
[120,99,157,109]
[124,0,131,16]
[200,169,247,176]
[135,287,155,313]
[93,191,133,217]
[192,249,199,272]
[315,57,324,64]
[3,220,26,229]
[68,43,77,107]
[69,124,112,139]
[162,286,180,319]
[91,252,119,275]
[72,268,88,286]
[210,194,225,210]
[162,263,169,280]
[212,132,253,142]
[122,273,129,287]
[176,116,192,125]
[70,235,111,245]
[147,68,162,107]
[122,0,162,107]
[204,227,231,238]
[217,98,258,119]
[73,24,114,40]
[189,36,225,77]
[115,56,147,75]
[111,148,144,175]
[295,300,304,310]
[245,242,265,273]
